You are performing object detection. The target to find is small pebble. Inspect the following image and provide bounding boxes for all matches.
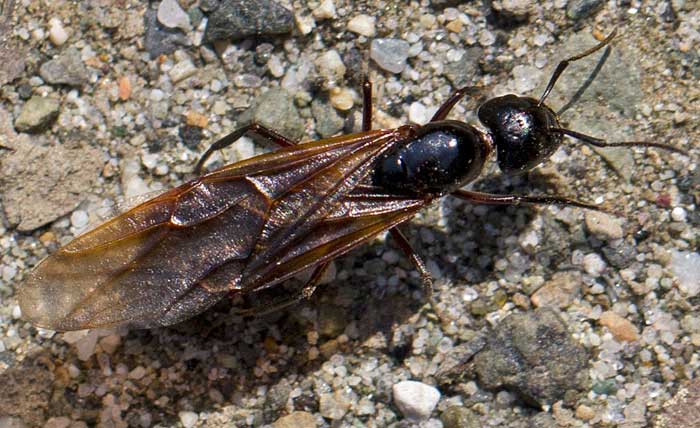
[178,411,198,428]
[576,404,596,420]
[393,380,441,421]
[319,391,350,420]
[70,210,89,228]
[671,207,686,222]
[585,211,624,240]
[583,253,606,277]
[158,0,191,31]
[295,14,315,35]
[117,76,132,101]
[329,87,354,111]
[347,14,376,37]
[408,102,429,124]
[315,49,346,84]
[169,59,197,83]
[128,366,147,380]
[48,17,69,46]
[671,250,700,297]
[370,38,410,73]
[45,417,71,428]
[268,55,285,77]
[15,96,60,133]
[599,311,639,342]
[312,0,337,20]
[273,411,316,428]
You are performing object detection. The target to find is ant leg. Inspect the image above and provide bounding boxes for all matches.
[388,228,445,322]
[195,123,297,174]
[538,28,617,106]
[452,189,609,212]
[550,127,689,156]
[431,86,480,122]
[234,262,330,317]
[362,79,373,131]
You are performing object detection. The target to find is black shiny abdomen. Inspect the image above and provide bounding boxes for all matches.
[478,95,562,174]
[372,121,489,196]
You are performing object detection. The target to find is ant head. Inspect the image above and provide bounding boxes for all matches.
[477,94,563,175]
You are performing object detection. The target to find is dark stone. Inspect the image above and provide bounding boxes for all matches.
[343,48,364,85]
[199,0,220,12]
[566,0,605,21]
[17,84,32,100]
[311,98,344,138]
[441,406,480,428]
[39,47,89,87]
[204,0,294,43]
[144,8,190,59]
[263,379,291,422]
[472,308,589,406]
[179,125,203,149]
[236,88,304,141]
[443,47,482,87]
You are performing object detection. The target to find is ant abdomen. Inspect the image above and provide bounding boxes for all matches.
[477,95,563,175]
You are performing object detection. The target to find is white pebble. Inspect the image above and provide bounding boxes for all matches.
[408,102,429,125]
[671,250,700,297]
[478,29,495,46]
[141,153,159,170]
[393,381,440,420]
[671,207,687,222]
[313,0,337,19]
[157,0,191,31]
[583,253,606,277]
[2,265,17,282]
[178,411,198,428]
[370,38,410,74]
[347,14,376,37]
[267,55,285,78]
[12,305,22,319]
[48,17,69,46]
[169,59,197,83]
[315,49,346,84]
[295,14,315,35]
[70,210,89,228]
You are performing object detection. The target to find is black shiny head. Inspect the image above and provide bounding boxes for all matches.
[477,95,562,174]
[372,121,490,197]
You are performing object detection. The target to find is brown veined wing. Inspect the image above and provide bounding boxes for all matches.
[18,129,425,330]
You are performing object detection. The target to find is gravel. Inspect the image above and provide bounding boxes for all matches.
[1,1,698,428]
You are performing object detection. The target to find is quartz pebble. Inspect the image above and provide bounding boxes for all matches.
[347,14,376,37]
[48,17,69,46]
[583,253,606,277]
[315,50,346,84]
[70,210,89,228]
[312,0,337,20]
[370,38,410,73]
[393,380,440,420]
[157,0,191,31]
[671,250,700,297]
[408,102,429,125]
[178,411,198,428]
[169,59,197,83]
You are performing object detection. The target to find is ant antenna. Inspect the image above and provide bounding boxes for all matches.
[538,28,618,106]
[550,127,689,156]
